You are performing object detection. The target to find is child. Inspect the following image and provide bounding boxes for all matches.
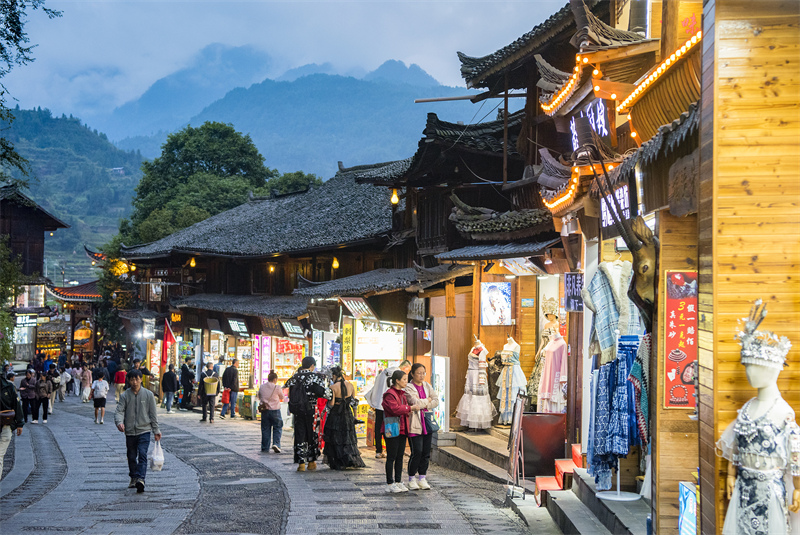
[91,374,110,424]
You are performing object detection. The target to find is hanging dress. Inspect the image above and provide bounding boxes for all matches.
[455,345,496,429]
[537,337,568,413]
[496,343,527,424]
[717,397,800,535]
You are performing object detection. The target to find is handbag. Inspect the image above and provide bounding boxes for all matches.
[0,410,15,427]
[423,411,440,433]
[221,388,231,404]
[383,416,401,438]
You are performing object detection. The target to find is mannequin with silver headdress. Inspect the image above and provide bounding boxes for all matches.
[537,298,568,413]
[716,301,800,535]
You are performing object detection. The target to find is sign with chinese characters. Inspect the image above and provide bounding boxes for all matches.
[260,317,284,337]
[570,99,610,151]
[227,318,249,335]
[170,312,182,323]
[341,297,378,321]
[601,184,631,228]
[280,318,306,339]
[663,270,698,409]
[16,314,38,327]
[143,318,156,340]
[342,322,353,377]
[564,272,584,312]
[407,297,425,322]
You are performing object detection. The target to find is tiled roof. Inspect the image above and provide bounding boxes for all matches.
[449,193,554,240]
[37,319,69,335]
[353,111,524,187]
[173,294,309,319]
[435,238,560,261]
[84,245,107,263]
[293,264,473,299]
[590,101,700,198]
[457,2,599,89]
[121,171,393,259]
[46,281,102,302]
[0,185,69,230]
[570,0,651,51]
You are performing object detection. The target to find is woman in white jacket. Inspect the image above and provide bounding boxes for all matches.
[404,363,439,490]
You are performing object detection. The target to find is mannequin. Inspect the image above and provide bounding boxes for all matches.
[537,331,568,413]
[496,335,526,424]
[717,301,800,534]
[527,329,554,410]
[455,339,496,429]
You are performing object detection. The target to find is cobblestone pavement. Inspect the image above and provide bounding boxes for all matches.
[1,394,530,535]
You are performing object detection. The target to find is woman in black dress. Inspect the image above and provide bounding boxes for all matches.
[323,366,365,470]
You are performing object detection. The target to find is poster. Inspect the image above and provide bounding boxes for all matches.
[480,282,512,326]
[564,272,584,312]
[342,323,353,377]
[664,270,698,409]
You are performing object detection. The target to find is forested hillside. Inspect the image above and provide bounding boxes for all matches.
[3,107,145,282]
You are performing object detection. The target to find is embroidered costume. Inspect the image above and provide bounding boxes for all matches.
[496,339,526,424]
[456,343,496,429]
[537,335,568,414]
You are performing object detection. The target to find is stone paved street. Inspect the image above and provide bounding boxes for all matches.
[1,394,531,535]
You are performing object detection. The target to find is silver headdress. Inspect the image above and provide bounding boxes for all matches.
[736,300,791,370]
[542,297,559,319]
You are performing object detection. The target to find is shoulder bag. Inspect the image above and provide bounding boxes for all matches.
[383,416,401,438]
[423,411,440,433]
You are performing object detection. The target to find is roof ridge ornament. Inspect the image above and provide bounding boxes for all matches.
[570,0,649,51]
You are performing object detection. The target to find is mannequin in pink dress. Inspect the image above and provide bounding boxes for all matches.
[537,332,568,413]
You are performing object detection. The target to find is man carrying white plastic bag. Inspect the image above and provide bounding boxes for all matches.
[115,370,161,493]
[148,440,165,471]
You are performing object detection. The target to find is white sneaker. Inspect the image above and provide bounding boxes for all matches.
[395,482,409,493]
[100,420,104,425]
[386,484,398,493]
[31,420,37,424]
[418,478,431,490]
[42,420,47,424]
[407,478,420,490]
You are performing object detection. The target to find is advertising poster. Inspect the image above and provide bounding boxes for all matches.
[664,270,698,409]
[342,323,353,377]
[480,281,512,326]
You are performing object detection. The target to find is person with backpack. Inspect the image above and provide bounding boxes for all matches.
[284,357,331,472]
[0,370,24,477]
[197,362,219,423]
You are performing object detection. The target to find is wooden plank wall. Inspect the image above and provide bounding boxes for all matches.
[430,291,473,418]
[517,276,539,376]
[700,1,800,532]
[652,212,700,533]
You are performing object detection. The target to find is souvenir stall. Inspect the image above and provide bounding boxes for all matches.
[272,336,306,384]
[352,320,404,396]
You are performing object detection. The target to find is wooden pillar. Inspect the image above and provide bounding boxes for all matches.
[651,211,700,533]
[661,0,681,58]
[565,311,583,447]
[698,2,800,533]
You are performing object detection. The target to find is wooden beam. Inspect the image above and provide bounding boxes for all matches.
[582,39,661,65]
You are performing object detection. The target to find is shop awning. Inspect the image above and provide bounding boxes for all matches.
[173,293,308,320]
[293,264,473,300]
[435,239,561,262]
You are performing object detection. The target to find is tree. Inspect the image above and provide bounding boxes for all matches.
[95,235,135,343]
[124,122,277,244]
[264,170,322,196]
[0,236,25,364]
[0,1,61,187]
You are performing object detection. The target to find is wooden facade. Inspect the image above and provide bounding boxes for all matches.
[698,1,800,533]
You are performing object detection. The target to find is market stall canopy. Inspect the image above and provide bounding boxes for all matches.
[173,293,308,320]
[293,264,473,300]
[435,238,561,262]
[120,169,394,260]
[46,280,102,303]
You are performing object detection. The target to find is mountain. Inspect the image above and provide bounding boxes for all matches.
[4,107,145,283]
[96,44,275,141]
[185,73,488,178]
[276,62,340,82]
[363,60,441,87]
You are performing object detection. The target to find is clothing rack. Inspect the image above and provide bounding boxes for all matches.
[597,329,641,503]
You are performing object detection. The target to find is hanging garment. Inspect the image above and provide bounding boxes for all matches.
[526,346,546,410]
[627,333,651,446]
[717,397,800,535]
[487,351,503,415]
[537,337,568,414]
[582,261,644,365]
[588,362,615,490]
[496,344,527,424]
[455,345,496,429]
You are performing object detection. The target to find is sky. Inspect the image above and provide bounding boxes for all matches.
[9,0,564,124]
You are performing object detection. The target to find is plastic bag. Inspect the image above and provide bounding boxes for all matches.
[148,440,165,471]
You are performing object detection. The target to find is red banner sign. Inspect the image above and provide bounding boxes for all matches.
[663,270,698,409]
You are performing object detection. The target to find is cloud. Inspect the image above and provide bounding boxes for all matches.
[6,0,564,122]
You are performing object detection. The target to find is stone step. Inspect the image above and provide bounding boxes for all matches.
[489,425,510,442]
[544,488,614,535]
[454,431,510,471]
[572,443,583,468]
[571,467,650,535]
[555,458,577,489]
[432,445,509,484]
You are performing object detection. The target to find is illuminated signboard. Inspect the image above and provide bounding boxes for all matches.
[228,318,249,335]
[16,314,38,327]
[600,184,631,228]
[570,99,609,151]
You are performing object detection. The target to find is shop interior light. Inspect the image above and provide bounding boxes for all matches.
[190,257,196,267]
[130,264,136,271]
[390,189,399,205]
[269,265,275,273]
[332,257,339,269]
[505,275,516,280]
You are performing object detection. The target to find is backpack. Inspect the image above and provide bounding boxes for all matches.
[288,378,312,415]
[36,380,49,398]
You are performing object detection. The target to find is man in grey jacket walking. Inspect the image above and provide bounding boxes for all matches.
[115,370,161,493]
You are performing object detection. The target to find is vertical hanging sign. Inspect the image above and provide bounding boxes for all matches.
[663,270,698,408]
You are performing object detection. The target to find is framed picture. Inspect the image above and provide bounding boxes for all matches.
[480,282,512,326]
